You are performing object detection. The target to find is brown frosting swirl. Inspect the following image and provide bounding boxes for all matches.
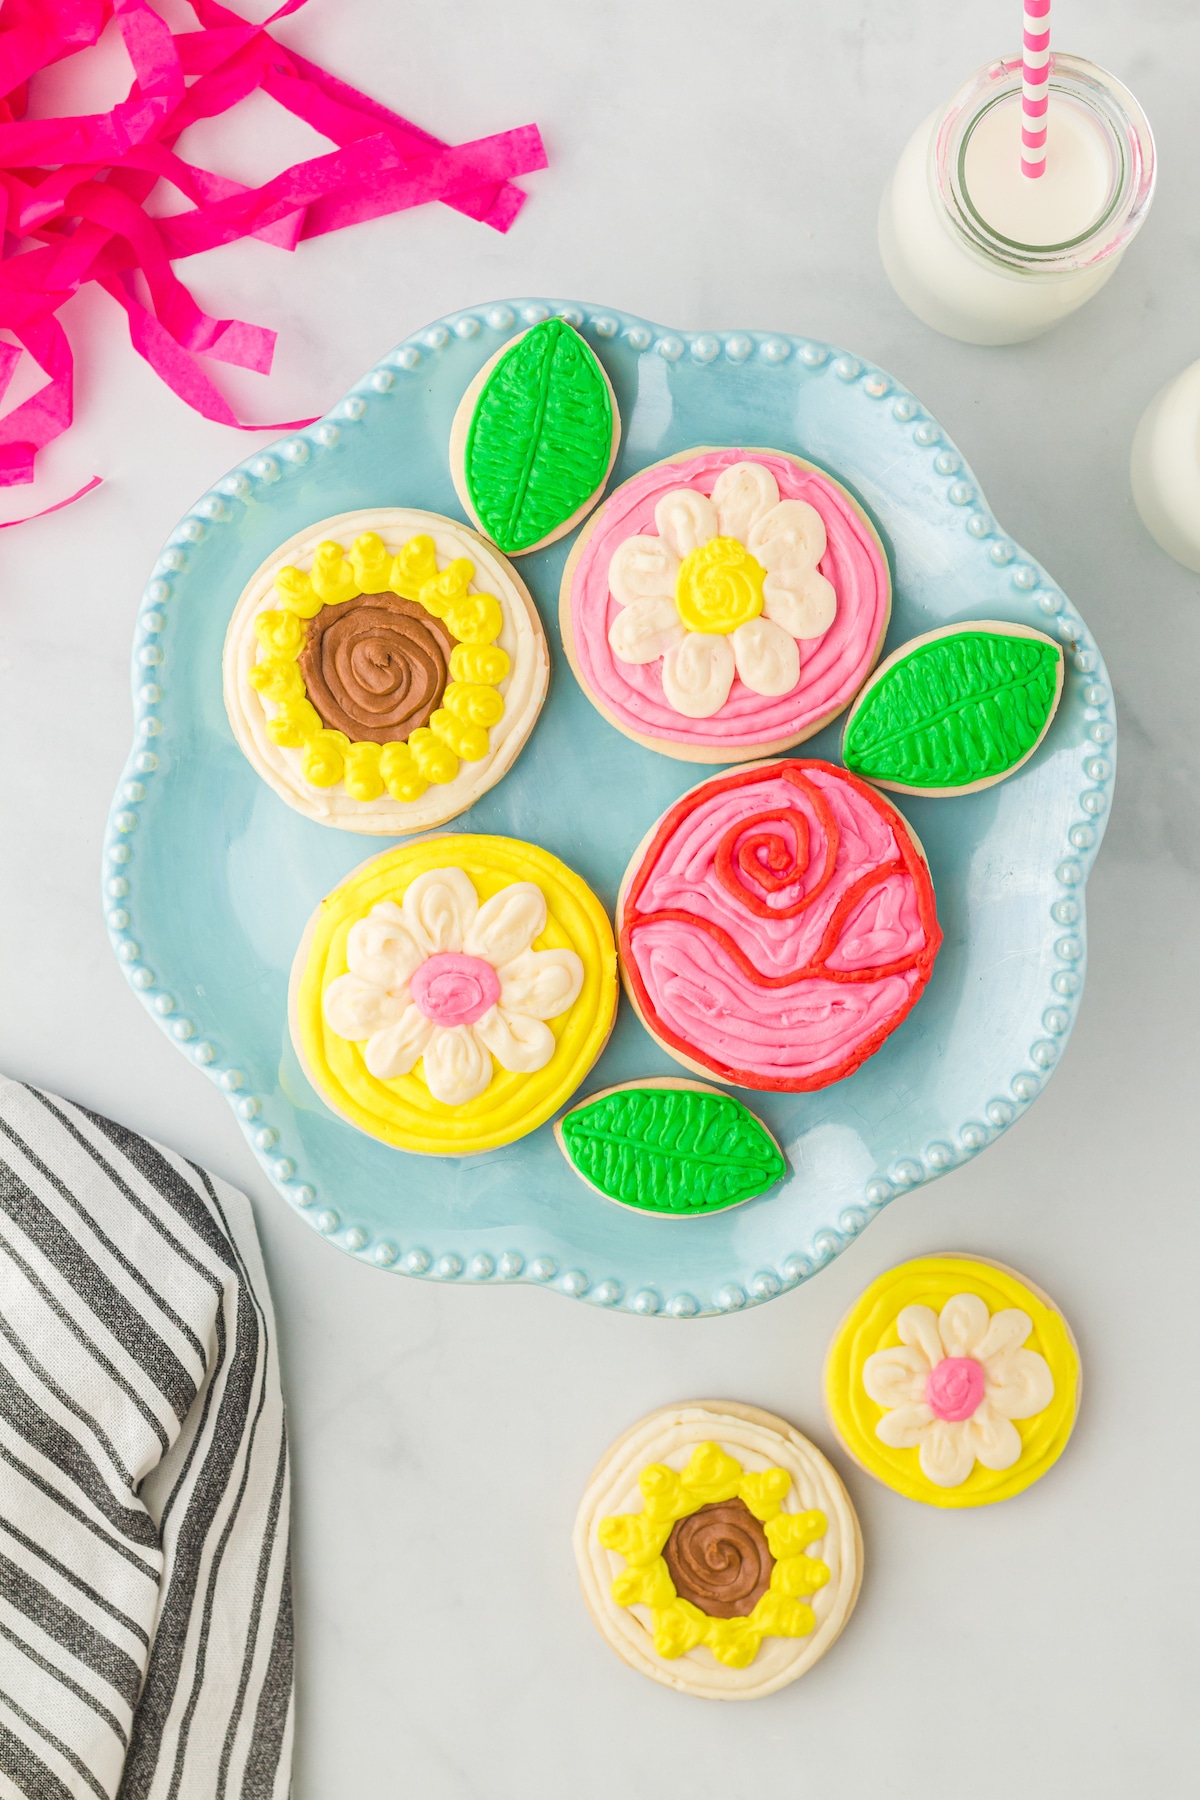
[663,1498,774,1618]
[299,592,454,744]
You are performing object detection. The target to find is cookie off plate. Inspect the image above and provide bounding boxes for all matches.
[103,299,1114,1319]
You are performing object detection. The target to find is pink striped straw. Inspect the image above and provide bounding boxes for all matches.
[1021,0,1052,178]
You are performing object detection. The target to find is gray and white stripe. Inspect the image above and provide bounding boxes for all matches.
[0,1080,292,1799]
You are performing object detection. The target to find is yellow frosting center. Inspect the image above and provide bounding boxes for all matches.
[674,536,766,634]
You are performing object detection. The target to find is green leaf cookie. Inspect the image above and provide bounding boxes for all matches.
[558,1083,786,1216]
[842,624,1063,792]
[460,319,616,554]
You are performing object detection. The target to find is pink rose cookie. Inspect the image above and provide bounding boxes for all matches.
[560,448,891,762]
[618,760,942,1093]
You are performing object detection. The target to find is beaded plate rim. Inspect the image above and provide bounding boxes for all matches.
[102,298,1115,1319]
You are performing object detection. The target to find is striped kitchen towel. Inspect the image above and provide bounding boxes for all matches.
[0,1079,293,1800]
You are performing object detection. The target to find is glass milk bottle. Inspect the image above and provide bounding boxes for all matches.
[1131,362,1200,572]
[879,54,1155,345]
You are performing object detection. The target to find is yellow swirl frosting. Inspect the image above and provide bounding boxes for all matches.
[674,536,766,634]
[823,1254,1080,1508]
[290,835,618,1155]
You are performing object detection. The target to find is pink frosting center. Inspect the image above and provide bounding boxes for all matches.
[409,953,499,1026]
[925,1357,985,1422]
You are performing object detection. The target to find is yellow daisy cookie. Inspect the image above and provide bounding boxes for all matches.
[823,1254,1080,1508]
[289,835,618,1155]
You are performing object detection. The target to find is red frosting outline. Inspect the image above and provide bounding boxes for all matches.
[730,815,811,896]
[620,760,943,1092]
[714,793,836,917]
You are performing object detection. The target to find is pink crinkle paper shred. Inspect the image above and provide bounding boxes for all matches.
[0,0,547,520]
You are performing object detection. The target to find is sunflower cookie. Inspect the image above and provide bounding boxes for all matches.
[555,1079,786,1216]
[560,448,891,762]
[842,621,1065,796]
[574,1401,862,1699]
[289,835,618,1155]
[617,759,942,1092]
[223,508,548,832]
[823,1254,1081,1508]
[449,317,620,555]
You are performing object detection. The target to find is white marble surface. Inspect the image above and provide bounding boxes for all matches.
[3,1,1198,1793]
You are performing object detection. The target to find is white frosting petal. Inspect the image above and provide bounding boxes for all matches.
[874,1401,934,1449]
[984,1347,1055,1420]
[607,534,680,608]
[916,1420,976,1487]
[763,569,838,640]
[938,1293,991,1359]
[322,973,408,1041]
[731,617,800,697]
[463,881,545,968]
[895,1305,942,1370]
[750,501,836,642]
[661,631,735,718]
[497,947,585,1019]
[421,1024,493,1104]
[963,1403,1023,1472]
[607,596,686,665]
[654,488,718,559]
[401,867,479,955]
[710,461,779,545]
[361,1005,433,1079]
[473,1006,556,1073]
[345,901,429,987]
[975,1307,1036,1364]
[747,498,827,571]
[862,1346,928,1411]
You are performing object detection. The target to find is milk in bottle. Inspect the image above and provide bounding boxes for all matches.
[879,55,1155,346]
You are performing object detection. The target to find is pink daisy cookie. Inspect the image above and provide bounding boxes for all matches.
[559,447,892,763]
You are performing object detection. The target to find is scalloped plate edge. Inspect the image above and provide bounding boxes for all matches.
[102,297,1116,1319]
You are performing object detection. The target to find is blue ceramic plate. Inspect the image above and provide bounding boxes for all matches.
[104,300,1115,1319]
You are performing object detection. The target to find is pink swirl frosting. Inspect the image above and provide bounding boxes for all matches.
[568,449,890,748]
[620,761,942,1091]
[925,1357,985,1422]
[410,952,500,1026]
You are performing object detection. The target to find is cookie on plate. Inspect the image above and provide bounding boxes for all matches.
[223,509,548,832]
[617,758,942,1092]
[289,835,617,1155]
[560,448,891,762]
[841,621,1065,796]
[555,1078,785,1216]
[449,317,620,555]
[823,1254,1081,1507]
[574,1401,862,1699]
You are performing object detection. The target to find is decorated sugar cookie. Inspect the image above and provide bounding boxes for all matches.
[574,1401,862,1699]
[618,759,942,1093]
[842,621,1064,795]
[555,1079,785,1216]
[560,448,891,762]
[449,317,620,555]
[223,509,549,832]
[289,835,618,1155]
[824,1255,1080,1508]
